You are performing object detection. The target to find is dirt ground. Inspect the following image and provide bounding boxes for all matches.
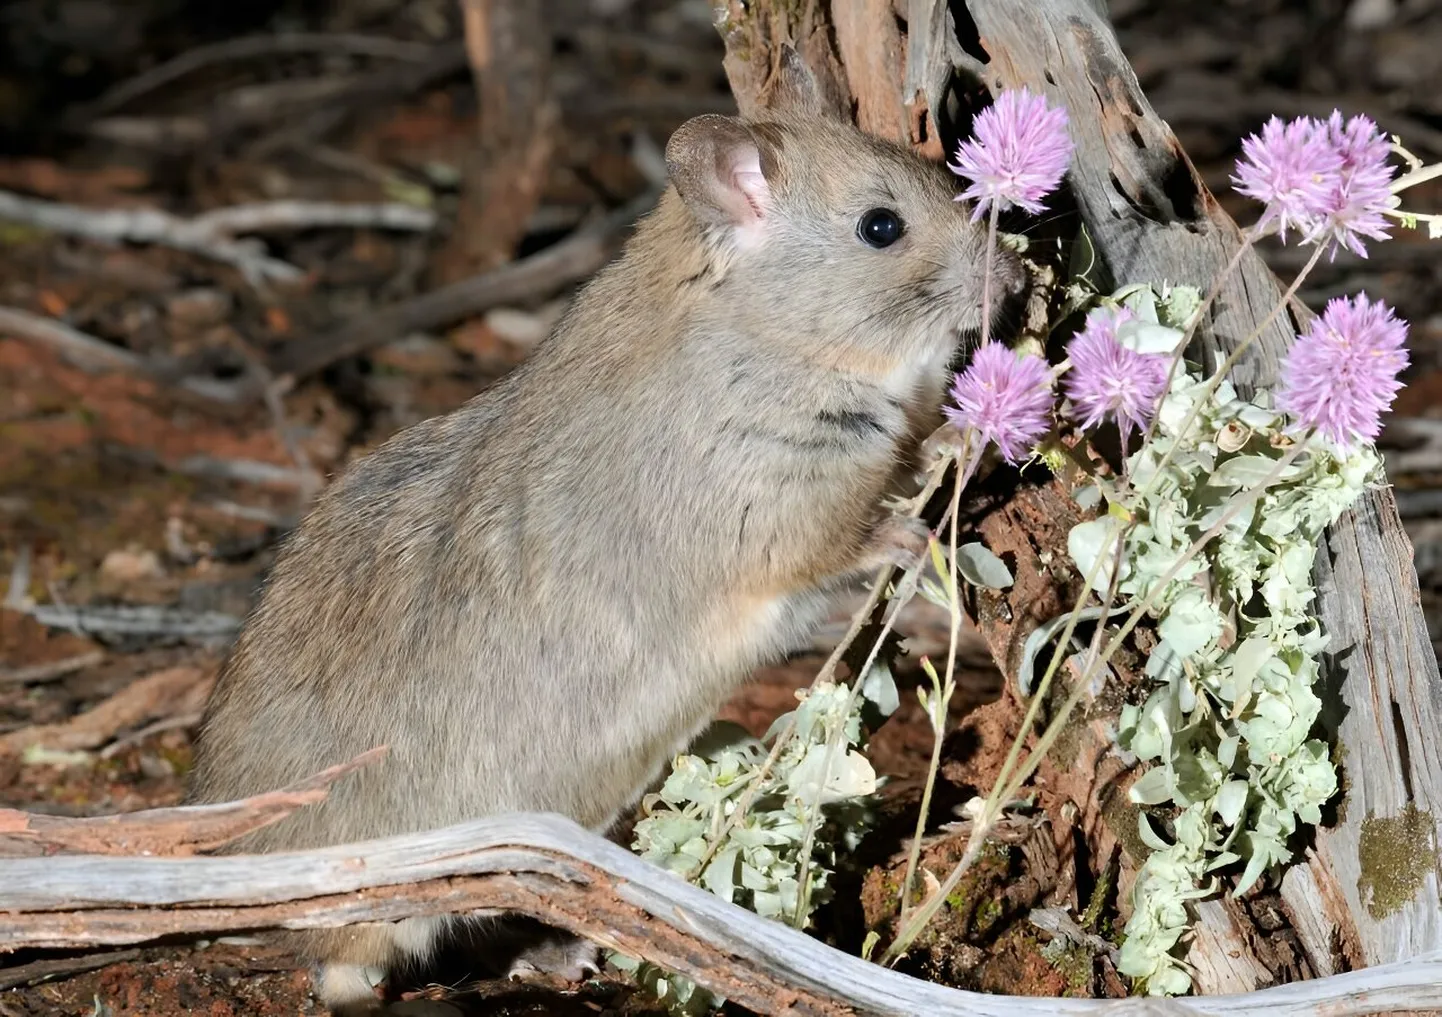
[2,0,1440,1014]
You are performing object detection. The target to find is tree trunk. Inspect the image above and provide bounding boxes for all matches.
[713,0,1442,996]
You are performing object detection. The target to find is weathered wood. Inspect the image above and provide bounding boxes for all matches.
[0,748,386,857]
[2,812,1440,1017]
[712,0,1442,997]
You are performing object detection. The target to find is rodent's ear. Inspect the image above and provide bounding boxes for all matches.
[665,114,771,243]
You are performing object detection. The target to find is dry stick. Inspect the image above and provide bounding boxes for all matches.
[0,949,144,991]
[0,748,386,857]
[269,187,661,383]
[0,192,436,285]
[78,33,435,119]
[885,439,1312,964]
[0,305,242,403]
[0,651,104,687]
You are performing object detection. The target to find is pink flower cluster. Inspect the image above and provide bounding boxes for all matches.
[1277,294,1409,447]
[942,98,1412,468]
[945,343,1053,463]
[949,87,1074,222]
[1232,111,1398,257]
[1063,307,1170,440]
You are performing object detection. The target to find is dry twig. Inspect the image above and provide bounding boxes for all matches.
[0,665,213,757]
[270,187,660,381]
[0,651,105,687]
[78,33,436,120]
[22,605,241,645]
[0,191,434,284]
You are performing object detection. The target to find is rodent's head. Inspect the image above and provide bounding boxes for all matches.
[662,53,1024,368]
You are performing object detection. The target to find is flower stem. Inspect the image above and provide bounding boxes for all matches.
[1137,231,1258,454]
[1391,161,1442,192]
[897,449,980,919]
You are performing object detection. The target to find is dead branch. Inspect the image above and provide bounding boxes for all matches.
[0,306,241,403]
[269,187,660,382]
[173,454,320,490]
[438,0,558,280]
[0,949,144,991]
[1,812,1438,1016]
[78,33,436,120]
[0,651,104,687]
[186,200,435,237]
[0,665,212,757]
[0,191,435,285]
[0,748,387,857]
[0,306,145,374]
[21,605,241,645]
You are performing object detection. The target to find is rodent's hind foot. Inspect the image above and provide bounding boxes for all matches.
[314,962,387,1015]
[505,934,600,984]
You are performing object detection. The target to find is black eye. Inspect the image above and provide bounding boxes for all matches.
[857,208,904,248]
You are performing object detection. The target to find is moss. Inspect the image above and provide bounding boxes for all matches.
[1047,942,1094,995]
[1357,803,1439,919]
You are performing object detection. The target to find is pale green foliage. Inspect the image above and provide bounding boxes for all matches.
[612,674,896,1013]
[1069,285,1381,994]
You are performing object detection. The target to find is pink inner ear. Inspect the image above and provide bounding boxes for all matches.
[728,149,769,221]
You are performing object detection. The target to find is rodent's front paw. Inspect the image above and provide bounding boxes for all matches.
[919,421,969,472]
[862,515,932,573]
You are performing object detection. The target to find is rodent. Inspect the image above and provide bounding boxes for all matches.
[185,52,1022,1015]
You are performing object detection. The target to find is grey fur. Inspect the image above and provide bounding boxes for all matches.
[186,100,1018,1013]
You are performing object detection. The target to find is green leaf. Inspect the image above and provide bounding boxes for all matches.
[1214,780,1250,827]
[1068,517,1123,593]
[1115,319,1184,355]
[859,661,900,717]
[1208,454,1303,488]
[956,541,1014,589]
[1129,766,1174,805]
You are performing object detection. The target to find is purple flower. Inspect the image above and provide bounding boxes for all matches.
[946,342,1055,463]
[949,88,1074,222]
[1277,294,1409,447]
[1063,307,1170,439]
[1311,111,1397,258]
[1232,116,1343,242]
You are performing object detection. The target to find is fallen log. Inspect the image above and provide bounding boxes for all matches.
[2,811,1440,1016]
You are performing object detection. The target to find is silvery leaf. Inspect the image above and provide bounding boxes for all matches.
[956,541,1014,590]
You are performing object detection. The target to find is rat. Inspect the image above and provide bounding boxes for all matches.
[185,52,1023,1015]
